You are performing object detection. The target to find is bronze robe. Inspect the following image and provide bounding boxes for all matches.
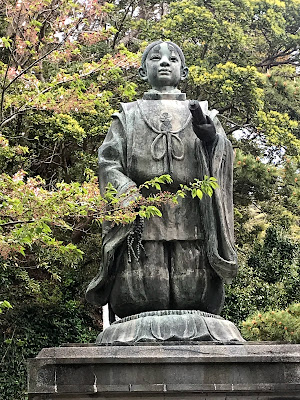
[86,97,238,316]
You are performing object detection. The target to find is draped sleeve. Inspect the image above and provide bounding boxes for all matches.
[86,111,135,306]
[196,118,238,284]
[98,112,136,196]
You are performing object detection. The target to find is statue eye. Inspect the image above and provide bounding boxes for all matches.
[150,55,160,60]
[170,57,179,62]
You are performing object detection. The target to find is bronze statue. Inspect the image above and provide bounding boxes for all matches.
[86,41,241,342]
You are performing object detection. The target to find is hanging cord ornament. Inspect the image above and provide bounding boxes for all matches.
[127,216,146,263]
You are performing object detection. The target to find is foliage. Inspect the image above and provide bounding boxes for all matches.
[0,0,140,185]
[0,299,11,313]
[223,227,300,325]
[188,62,265,123]
[0,171,216,260]
[1,297,99,400]
[241,303,300,343]
[0,169,217,400]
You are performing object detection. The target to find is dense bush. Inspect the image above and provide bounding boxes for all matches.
[241,303,300,343]
[1,302,99,400]
[223,227,300,325]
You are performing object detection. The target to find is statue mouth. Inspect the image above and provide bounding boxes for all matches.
[158,69,171,74]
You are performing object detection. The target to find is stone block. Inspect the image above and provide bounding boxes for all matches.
[27,343,300,399]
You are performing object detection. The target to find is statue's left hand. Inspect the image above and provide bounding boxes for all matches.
[192,116,217,143]
[189,100,217,143]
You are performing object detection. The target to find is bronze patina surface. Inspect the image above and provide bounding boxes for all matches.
[86,41,239,342]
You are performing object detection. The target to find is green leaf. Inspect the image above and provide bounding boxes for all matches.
[1,37,12,49]
[210,182,219,189]
[0,300,12,313]
[19,247,25,256]
[196,189,203,199]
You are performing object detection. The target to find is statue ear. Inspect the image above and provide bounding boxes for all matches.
[181,66,189,81]
[139,66,148,81]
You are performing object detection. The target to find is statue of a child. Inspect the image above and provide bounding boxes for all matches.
[86,41,238,321]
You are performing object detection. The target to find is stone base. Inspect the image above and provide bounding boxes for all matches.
[97,310,245,344]
[28,343,300,399]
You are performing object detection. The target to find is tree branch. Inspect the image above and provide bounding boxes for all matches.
[0,107,32,129]
[0,62,104,129]
[218,114,254,134]
[257,59,299,68]
[256,47,297,68]
[112,0,136,49]
[3,17,84,92]
[0,55,11,122]
[0,219,35,227]
[0,16,87,128]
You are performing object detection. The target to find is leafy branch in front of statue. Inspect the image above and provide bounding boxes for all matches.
[178,176,219,200]
[102,174,219,222]
[0,171,219,325]
[0,172,218,263]
[0,300,12,314]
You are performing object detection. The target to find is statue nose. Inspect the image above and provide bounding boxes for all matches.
[160,57,170,66]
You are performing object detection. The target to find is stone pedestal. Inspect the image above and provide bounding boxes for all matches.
[28,343,300,399]
[97,310,245,344]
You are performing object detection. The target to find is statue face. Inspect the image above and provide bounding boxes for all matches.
[140,43,188,91]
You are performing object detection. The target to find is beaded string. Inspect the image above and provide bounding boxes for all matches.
[127,216,146,263]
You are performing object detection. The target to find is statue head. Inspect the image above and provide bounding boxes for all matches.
[139,41,189,92]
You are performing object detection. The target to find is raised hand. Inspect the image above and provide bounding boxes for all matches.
[189,100,217,143]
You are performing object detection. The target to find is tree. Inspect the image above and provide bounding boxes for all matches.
[0,2,139,398]
[222,227,299,325]
[241,302,300,343]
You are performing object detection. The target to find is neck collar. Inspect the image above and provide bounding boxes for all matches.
[143,92,186,100]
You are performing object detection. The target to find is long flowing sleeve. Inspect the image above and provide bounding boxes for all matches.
[196,118,238,284]
[98,112,136,197]
[86,112,135,306]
